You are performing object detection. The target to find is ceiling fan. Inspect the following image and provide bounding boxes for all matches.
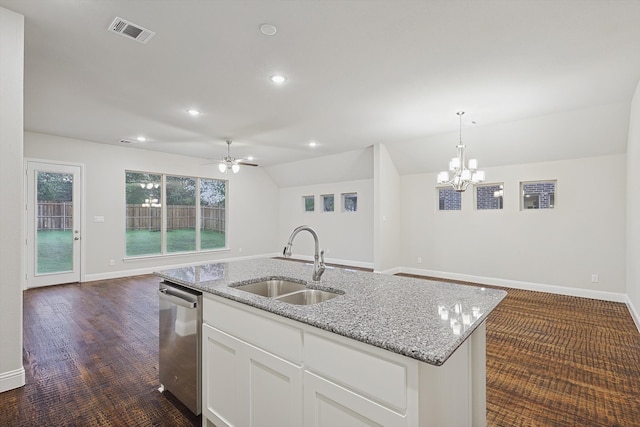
[211,140,258,174]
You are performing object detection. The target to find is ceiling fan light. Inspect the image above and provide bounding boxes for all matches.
[218,162,227,173]
[231,163,240,173]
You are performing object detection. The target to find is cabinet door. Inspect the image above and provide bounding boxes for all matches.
[203,323,303,427]
[202,324,244,427]
[246,344,303,427]
[304,372,407,427]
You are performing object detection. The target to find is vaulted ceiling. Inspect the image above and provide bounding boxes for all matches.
[2,0,640,173]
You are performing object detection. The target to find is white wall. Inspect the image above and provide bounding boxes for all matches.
[266,147,373,188]
[0,6,25,393]
[627,80,640,324]
[278,180,373,267]
[24,132,280,281]
[400,154,627,298]
[373,144,402,272]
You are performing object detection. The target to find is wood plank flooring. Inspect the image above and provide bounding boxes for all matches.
[399,274,640,427]
[1,273,639,426]
[0,275,199,427]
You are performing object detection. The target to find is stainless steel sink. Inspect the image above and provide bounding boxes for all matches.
[274,289,339,305]
[232,279,306,297]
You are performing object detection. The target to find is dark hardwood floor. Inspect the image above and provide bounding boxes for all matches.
[1,272,639,426]
[400,273,640,427]
[0,275,199,427]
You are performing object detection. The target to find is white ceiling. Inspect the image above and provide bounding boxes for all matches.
[3,0,640,173]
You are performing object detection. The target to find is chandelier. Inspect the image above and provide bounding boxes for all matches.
[436,111,485,192]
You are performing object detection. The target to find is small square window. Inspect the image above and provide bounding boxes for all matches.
[342,193,357,212]
[438,187,461,211]
[303,195,315,213]
[321,194,334,212]
[520,180,556,210]
[476,183,504,210]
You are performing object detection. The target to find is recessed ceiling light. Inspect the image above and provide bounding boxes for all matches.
[136,136,147,142]
[187,109,201,116]
[271,75,286,84]
[308,141,317,148]
[259,23,277,36]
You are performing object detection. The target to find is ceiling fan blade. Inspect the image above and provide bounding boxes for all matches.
[237,161,259,167]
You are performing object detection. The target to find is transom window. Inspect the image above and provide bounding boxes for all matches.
[476,183,504,210]
[438,187,461,211]
[521,180,556,210]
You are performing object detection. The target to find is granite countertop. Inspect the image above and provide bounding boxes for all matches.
[155,258,506,366]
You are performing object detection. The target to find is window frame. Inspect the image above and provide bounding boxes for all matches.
[341,192,358,213]
[475,183,504,211]
[321,194,335,213]
[520,180,557,211]
[437,187,462,212]
[303,195,315,213]
[125,170,228,259]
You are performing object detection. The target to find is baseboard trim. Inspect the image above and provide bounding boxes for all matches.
[0,367,25,393]
[374,266,403,275]
[625,296,640,333]
[399,267,629,303]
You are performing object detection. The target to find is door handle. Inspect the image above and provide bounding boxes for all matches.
[74,236,80,240]
[158,288,197,309]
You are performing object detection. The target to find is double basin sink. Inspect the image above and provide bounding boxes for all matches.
[231,279,341,305]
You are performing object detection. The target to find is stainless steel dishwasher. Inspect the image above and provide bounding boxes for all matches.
[158,281,202,415]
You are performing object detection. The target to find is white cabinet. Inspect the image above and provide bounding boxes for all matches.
[202,303,303,427]
[304,371,407,427]
[202,324,242,427]
[202,295,486,427]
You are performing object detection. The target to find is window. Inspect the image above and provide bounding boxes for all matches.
[438,187,461,211]
[303,195,315,213]
[125,171,226,257]
[342,193,358,212]
[476,183,504,210]
[166,175,196,253]
[521,180,556,210]
[126,172,162,256]
[321,194,334,212]
[200,178,226,250]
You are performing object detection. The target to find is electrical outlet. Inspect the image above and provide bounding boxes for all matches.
[591,274,599,283]
[417,257,422,264]
[109,259,115,266]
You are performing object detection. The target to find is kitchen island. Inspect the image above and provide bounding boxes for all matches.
[156,258,506,427]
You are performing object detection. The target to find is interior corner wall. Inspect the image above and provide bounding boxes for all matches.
[627,79,640,321]
[24,132,280,281]
[277,179,374,267]
[0,6,25,393]
[373,144,402,273]
[400,154,627,296]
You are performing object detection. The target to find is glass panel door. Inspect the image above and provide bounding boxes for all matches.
[26,161,81,288]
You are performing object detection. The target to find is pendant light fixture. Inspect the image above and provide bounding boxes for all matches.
[436,111,485,192]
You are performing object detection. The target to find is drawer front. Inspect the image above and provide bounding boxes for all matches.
[304,332,412,413]
[204,296,303,364]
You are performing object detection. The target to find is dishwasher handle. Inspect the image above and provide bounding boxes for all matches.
[158,288,197,309]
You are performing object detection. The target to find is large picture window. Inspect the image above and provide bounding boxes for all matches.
[125,171,226,257]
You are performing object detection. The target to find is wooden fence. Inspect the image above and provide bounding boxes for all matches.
[37,201,73,231]
[37,203,225,232]
[125,204,225,232]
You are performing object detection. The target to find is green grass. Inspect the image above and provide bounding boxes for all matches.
[126,228,225,256]
[37,229,226,272]
[37,230,73,273]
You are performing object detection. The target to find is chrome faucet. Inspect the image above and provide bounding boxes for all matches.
[283,225,326,282]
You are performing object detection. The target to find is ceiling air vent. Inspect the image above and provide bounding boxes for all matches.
[108,17,155,44]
